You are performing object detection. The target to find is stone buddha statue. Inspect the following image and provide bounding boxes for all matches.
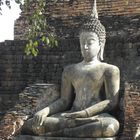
[22,0,120,138]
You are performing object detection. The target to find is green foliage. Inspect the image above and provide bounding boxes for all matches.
[0,0,58,56]
[24,0,58,56]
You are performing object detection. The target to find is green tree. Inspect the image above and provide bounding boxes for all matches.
[24,0,58,56]
[0,0,58,56]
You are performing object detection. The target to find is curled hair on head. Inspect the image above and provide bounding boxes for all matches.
[79,0,106,61]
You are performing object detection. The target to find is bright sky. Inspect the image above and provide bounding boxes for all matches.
[0,1,21,42]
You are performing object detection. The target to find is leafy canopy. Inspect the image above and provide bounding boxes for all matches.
[24,0,58,56]
[0,0,58,56]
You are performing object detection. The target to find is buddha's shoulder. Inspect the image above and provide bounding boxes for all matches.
[63,64,78,74]
[101,62,120,75]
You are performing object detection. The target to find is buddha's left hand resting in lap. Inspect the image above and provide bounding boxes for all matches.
[22,0,120,138]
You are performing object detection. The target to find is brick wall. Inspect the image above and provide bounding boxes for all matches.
[119,81,140,140]
[0,0,139,139]
[0,39,81,95]
[14,0,140,39]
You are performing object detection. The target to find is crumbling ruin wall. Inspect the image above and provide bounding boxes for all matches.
[0,0,140,139]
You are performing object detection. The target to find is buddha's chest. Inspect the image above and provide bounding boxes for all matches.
[71,66,104,85]
[70,65,105,110]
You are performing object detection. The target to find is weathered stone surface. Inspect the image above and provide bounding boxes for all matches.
[23,24,120,137]
[0,84,59,140]
[14,135,117,140]
[0,2,140,140]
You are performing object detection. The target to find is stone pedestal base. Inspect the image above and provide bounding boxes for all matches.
[14,135,117,140]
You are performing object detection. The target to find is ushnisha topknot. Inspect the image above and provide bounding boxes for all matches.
[80,0,106,60]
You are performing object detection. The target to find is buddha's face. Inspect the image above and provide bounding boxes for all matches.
[80,32,100,62]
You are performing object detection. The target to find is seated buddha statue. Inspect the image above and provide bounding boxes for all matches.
[22,0,120,138]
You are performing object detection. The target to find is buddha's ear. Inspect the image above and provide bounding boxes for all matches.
[98,44,104,61]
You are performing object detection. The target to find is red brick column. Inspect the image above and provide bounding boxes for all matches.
[120,81,140,140]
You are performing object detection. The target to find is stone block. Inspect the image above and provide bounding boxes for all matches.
[14,135,117,140]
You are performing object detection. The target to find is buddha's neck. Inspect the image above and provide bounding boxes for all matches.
[83,56,100,65]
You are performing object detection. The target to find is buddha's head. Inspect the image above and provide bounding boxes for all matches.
[79,0,106,62]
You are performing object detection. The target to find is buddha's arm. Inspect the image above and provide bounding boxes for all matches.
[33,67,73,125]
[65,66,120,118]
[85,66,120,117]
[48,67,73,115]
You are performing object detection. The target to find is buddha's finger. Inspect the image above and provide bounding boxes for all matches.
[40,118,44,126]
[64,113,72,118]
[61,113,66,117]
[66,113,78,119]
[71,113,81,118]
[35,116,40,125]
[40,115,45,126]
[38,117,42,125]
[33,117,37,124]
[91,118,99,122]
[71,115,78,119]
[65,114,74,118]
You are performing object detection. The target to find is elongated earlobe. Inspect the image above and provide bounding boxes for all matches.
[98,45,104,61]
[100,46,104,61]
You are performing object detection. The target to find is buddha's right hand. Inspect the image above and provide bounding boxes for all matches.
[33,109,49,126]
